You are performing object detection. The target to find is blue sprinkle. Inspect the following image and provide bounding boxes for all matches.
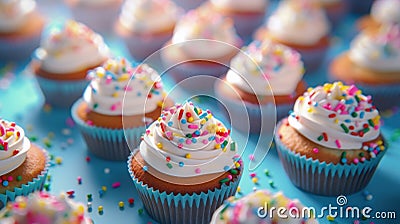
[137,92,142,97]
[179,138,185,143]
[192,138,197,143]
[223,166,230,171]
[341,158,347,164]
[181,119,187,124]
[208,136,215,141]
[345,99,354,104]
[194,130,200,135]
[344,119,351,123]
[142,166,148,171]
[115,86,120,90]
[2,181,8,187]
[179,162,184,167]
[288,110,293,115]
[313,102,318,107]
[360,111,365,119]
[167,121,173,127]
[199,113,207,119]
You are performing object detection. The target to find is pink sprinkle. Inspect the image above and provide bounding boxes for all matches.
[360,157,366,162]
[227,175,233,180]
[340,110,349,115]
[202,139,208,144]
[288,201,296,209]
[146,130,150,135]
[312,148,319,153]
[7,176,13,182]
[112,182,121,189]
[124,86,133,91]
[347,85,358,96]
[334,103,344,112]
[249,154,255,161]
[178,143,183,148]
[201,131,208,136]
[77,176,82,184]
[165,131,173,139]
[215,137,221,144]
[250,173,256,178]
[323,103,332,110]
[86,120,94,126]
[105,77,112,84]
[188,124,198,129]
[353,158,359,164]
[185,139,192,145]
[335,139,342,149]
[374,125,379,130]
[110,104,118,111]
[195,168,201,174]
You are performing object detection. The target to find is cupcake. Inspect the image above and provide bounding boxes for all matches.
[161,6,242,86]
[32,20,110,108]
[275,82,387,196]
[318,0,348,28]
[65,0,123,34]
[0,0,45,61]
[255,0,330,72]
[208,0,269,39]
[330,25,400,110]
[215,40,306,133]
[128,102,243,224]
[357,0,400,32]
[211,190,318,224]
[72,58,170,161]
[0,119,49,209]
[115,0,182,61]
[173,0,205,11]
[0,192,92,223]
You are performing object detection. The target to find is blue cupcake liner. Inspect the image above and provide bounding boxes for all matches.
[71,99,145,161]
[36,76,89,108]
[0,34,41,61]
[274,121,387,196]
[127,151,241,224]
[297,46,328,74]
[0,148,50,209]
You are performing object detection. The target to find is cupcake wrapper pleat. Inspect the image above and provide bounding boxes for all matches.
[0,149,50,209]
[274,122,386,196]
[36,77,89,108]
[127,152,241,224]
[71,100,145,161]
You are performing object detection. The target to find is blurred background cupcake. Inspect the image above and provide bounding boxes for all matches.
[0,0,45,61]
[0,192,92,223]
[255,0,330,72]
[115,0,182,62]
[215,40,306,133]
[0,119,49,209]
[172,0,205,11]
[211,190,318,224]
[65,0,123,35]
[330,25,400,110]
[318,0,348,29]
[207,0,269,40]
[275,82,387,196]
[31,20,110,108]
[161,6,242,87]
[357,0,400,32]
[72,58,170,160]
[128,102,243,224]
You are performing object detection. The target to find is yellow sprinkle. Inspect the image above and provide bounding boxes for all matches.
[118,201,124,207]
[188,117,194,123]
[200,119,206,125]
[157,117,162,122]
[298,96,304,101]
[252,177,258,184]
[77,205,85,214]
[377,140,383,145]
[234,162,241,168]
[5,131,13,138]
[307,107,314,113]
[334,119,339,124]
[185,154,191,159]
[118,74,129,82]
[19,201,27,209]
[157,101,164,107]
[327,215,335,221]
[98,206,103,212]
[307,87,313,92]
[38,200,46,208]
[379,145,385,151]
[156,143,163,149]
[215,144,221,149]
[102,186,107,192]
[112,92,119,98]
[55,157,62,165]
[237,186,241,193]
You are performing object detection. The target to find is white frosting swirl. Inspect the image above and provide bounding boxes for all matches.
[171,6,242,59]
[349,25,400,72]
[83,58,165,116]
[226,40,304,96]
[288,82,381,150]
[119,0,181,34]
[140,102,240,178]
[267,0,330,45]
[0,192,91,224]
[35,20,110,74]
[0,119,31,176]
[211,190,315,224]
[0,0,36,33]
[371,0,400,24]
[210,0,268,12]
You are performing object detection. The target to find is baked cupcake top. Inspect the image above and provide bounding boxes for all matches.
[171,6,242,58]
[0,119,31,176]
[288,82,381,150]
[83,57,165,116]
[211,190,317,224]
[371,0,400,25]
[119,0,181,34]
[349,25,400,72]
[226,40,304,96]
[139,102,241,179]
[267,0,330,45]
[35,20,110,74]
[210,0,268,12]
[0,192,92,224]
[0,0,36,33]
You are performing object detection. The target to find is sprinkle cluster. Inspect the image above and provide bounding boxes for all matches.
[0,119,20,155]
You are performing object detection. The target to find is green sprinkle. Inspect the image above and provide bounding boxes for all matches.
[93,103,98,109]
[186,134,192,138]
[264,169,270,177]
[363,127,370,133]
[44,183,50,191]
[138,208,144,215]
[194,107,199,115]
[269,180,275,188]
[230,169,238,175]
[16,176,22,181]
[317,135,324,141]
[354,95,360,103]
[351,112,358,118]
[230,142,236,151]
[220,178,230,183]
[341,152,347,158]
[340,124,349,133]
[29,136,37,142]
[0,145,3,151]
[166,163,173,169]
[368,119,375,127]
[359,152,365,157]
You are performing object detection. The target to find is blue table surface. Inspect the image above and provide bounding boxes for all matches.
[0,1,399,224]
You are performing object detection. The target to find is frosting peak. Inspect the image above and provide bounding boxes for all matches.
[83,58,165,116]
[371,0,400,24]
[36,20,110,74]
[349,25,400,72]
[288,82,381,149]
[226,40,304,96]
[267,0,330,45]
[0,119,30,176]
[0,0,35,33]
[119,0,181,33]
[139,102,241,178]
